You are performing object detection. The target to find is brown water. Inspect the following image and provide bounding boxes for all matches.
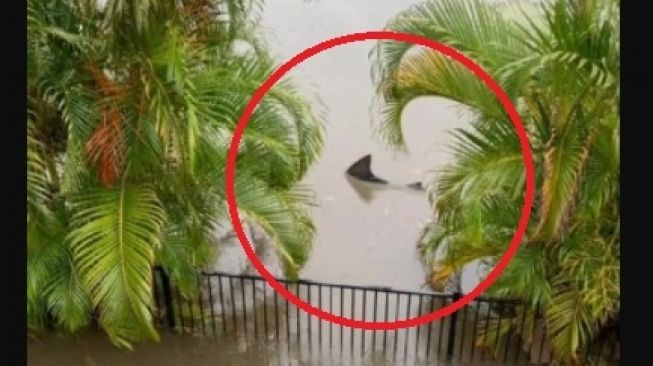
[27,1,518,365]
[213,0,479,293]
[28,330,515,366]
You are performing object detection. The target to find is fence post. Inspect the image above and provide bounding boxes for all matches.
[159,269,176,329]
[446,292,462,359]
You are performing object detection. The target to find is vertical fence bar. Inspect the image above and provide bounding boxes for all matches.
[307,283,312,352]
[340,286,344,352]
[437,298,447,357]
[159,269,176,329]
[393,293,400,361]
[415,294,423,360]
[186,286,195,333]
[295,283,301,348]
[372,289,378,351]
[240,278,247,338]
[263,281,268,337]
[284,282,290,351]
[274,284,280,341]
[207,275,217,335]
[459,302,468,361]
[361,289,367,357]
[229,277,237,335]
[404,294,412,364]
[329,286,333,351]
[446,292,462,360]
[470,299,480,361]
[218,275,227,336]
[252,278,258,339]
[318,284,323,353]
[350,288,355,355]
[175,287,185,332]
[197,277,206,335]
[383,291,389,356]
[425,295,435,362]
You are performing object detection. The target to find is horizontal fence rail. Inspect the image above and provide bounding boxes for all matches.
[152,268,619,366]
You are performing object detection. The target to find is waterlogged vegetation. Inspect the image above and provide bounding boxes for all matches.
[27,0,619,365]
[373,0,619,363]
[27,0,323,348]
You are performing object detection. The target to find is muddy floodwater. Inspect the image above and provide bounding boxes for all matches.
[29,330,523,366]
[212,0,480,293]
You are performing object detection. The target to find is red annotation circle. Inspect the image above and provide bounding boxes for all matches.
[225,31,535,330]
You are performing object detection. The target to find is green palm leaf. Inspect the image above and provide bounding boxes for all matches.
[27,122,49,212]
[434,119,527,214]
[371,0,529,147]
[67,183,166,348]
[42,247,91,333]
[233,173,315,279]
[546,284,596,363]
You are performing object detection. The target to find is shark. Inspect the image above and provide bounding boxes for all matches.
[345,154,424,190]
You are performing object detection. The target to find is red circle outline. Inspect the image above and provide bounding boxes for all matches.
[226,30,535,330]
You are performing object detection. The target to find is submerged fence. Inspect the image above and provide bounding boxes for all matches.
[152,268,619,365]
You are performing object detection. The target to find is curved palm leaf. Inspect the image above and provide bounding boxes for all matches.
[67,183,166,348]
[371,0,529,146]
[232,173,315,279]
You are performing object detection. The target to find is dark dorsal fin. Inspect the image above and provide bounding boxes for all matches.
[346,154,388,184]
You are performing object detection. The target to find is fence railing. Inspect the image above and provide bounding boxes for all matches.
[152,268,619,366]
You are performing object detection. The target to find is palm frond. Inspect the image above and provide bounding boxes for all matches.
[68,183,166,348]
[434,119,526,215]
[27,122,50,211]
[545,283,596,363]
[43,247,91,333]
[27,207,66,329]
[535,114,593,242]
[233,174,315,279]
[371,0,529,147]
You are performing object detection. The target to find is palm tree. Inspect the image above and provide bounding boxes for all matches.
[27,0,324,348]
[373,0,619,364]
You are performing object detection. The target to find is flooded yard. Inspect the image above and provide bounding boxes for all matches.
[27,0,621,365]
[28,330,521,366]
[213,0,478,292]
[29,0,485,365]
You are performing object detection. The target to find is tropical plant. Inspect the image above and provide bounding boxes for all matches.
[27,0,324,348]
[373,0,619,364]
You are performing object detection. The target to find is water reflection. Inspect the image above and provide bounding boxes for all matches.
[28,329,517,366]
[345,174,379,203]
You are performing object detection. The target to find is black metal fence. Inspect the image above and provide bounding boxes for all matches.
[152,268,619,365]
